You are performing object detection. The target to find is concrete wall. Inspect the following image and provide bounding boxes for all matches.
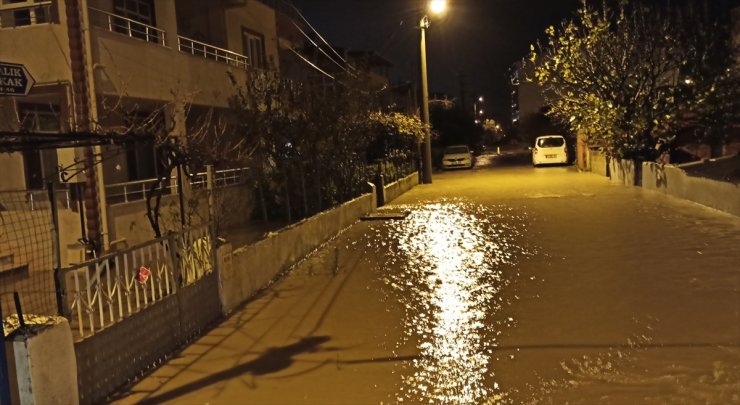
[90,28,248,107]
[220,193,375,314]
[106,194,181,247]
[383,172,419,204]
[590,149,609,177]
[609,158,637,186]
[0,155,26,191]
[6,317,79,405]
[0,24,72,85]
[643,162,740,216]
[224,1,280,70]
[105,184,251,248]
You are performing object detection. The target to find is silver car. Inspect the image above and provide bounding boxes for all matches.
[442,145,473,169]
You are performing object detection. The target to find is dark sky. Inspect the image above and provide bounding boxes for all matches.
[289,0,581,123]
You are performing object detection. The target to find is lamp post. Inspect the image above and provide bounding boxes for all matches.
[419,0,446,184]
[473,95,484,123]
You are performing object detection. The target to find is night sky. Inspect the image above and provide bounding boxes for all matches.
[289,0,582,123]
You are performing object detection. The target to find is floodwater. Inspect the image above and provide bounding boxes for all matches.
[362,164,740,404]
[113,161,740,404]
[366,201,533,403]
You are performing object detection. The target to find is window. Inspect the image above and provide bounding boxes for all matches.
[19,103,60,189]
[112,0,158,43]
[0,0,52,28]
[113,0,154,25]
[123,111,166,181]
[242,27,266,69]
[537,137,565,148]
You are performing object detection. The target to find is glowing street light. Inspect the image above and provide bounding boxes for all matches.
[419,0,448,184]
[473,95,485,120]
[430,0,447,15]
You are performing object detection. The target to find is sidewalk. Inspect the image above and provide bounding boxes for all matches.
[112,222,412,404]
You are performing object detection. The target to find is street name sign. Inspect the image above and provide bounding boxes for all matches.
[0,61,35,96]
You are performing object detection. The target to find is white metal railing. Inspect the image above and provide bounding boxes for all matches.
[107,168,248,204]
[105,177,177,205]
[191,167,249,190]
[0,1,52,28]
[88,7,166,46]
[61,224,213,338]
[178,35,248,69]
[26,189,72,211]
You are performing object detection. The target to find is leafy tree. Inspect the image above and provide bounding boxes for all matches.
[531,0,738,161]
[229,69,421,222]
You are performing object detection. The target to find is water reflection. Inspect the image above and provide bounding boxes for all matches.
[370,201,530,404]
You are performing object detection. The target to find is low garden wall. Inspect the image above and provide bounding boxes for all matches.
[642,161,740,216]
[383,172,419,204]
[219,192,376,314]
[609,158,639,186]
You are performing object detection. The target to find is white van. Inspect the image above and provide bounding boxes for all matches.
[532,135,568,166]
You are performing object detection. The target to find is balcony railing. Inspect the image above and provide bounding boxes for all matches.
[106,167,249,205]
[105,177,177,205]
[88,7,166,46]
[178,36,248,69]
[190,167,249,190]
[0,1,53,28]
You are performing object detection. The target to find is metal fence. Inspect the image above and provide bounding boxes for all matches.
[61,224,213,339]
[0,189,65,318]
[178,36,248,69]
[88,7,166,46]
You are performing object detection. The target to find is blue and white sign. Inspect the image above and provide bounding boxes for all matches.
[0,61,35,96]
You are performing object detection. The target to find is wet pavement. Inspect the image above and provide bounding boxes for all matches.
[114,154,740,404]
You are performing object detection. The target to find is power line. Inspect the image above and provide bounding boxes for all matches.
[288,19,351,76]
[288,47,335,81]
[282,0,357,72]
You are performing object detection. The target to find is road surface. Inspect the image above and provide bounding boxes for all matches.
[114,153,740,404]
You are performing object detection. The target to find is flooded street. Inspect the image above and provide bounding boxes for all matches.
[115,156,740,404]
[378,159,740,404]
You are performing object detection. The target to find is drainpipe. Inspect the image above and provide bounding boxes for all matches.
[65,0,109,254]
[80,0,110,250]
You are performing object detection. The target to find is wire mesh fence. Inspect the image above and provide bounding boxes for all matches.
[0,189,59,318]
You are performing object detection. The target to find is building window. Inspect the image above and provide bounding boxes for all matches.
[0,0,52,28]
[112,0,158,42]
[19,103,60,189]
[242,27,266,69]
[113,0,154,25]
[123,111,166,181]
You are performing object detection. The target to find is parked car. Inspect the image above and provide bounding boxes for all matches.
[531,135,568,166]
[442,145,473,169]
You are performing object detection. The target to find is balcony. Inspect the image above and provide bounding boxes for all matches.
[105,167,249,205]
[87,7,249,105]
[88,7,166,47]
[88,7,248,70]
[178,36,248,70]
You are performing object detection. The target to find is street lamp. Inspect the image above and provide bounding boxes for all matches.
[473,95,485,119]
[419,0,447,184]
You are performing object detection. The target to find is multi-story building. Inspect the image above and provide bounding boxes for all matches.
[509,59,545,132]
[0,0,284,262]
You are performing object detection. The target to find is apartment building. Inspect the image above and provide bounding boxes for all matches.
[0,0,284,259]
